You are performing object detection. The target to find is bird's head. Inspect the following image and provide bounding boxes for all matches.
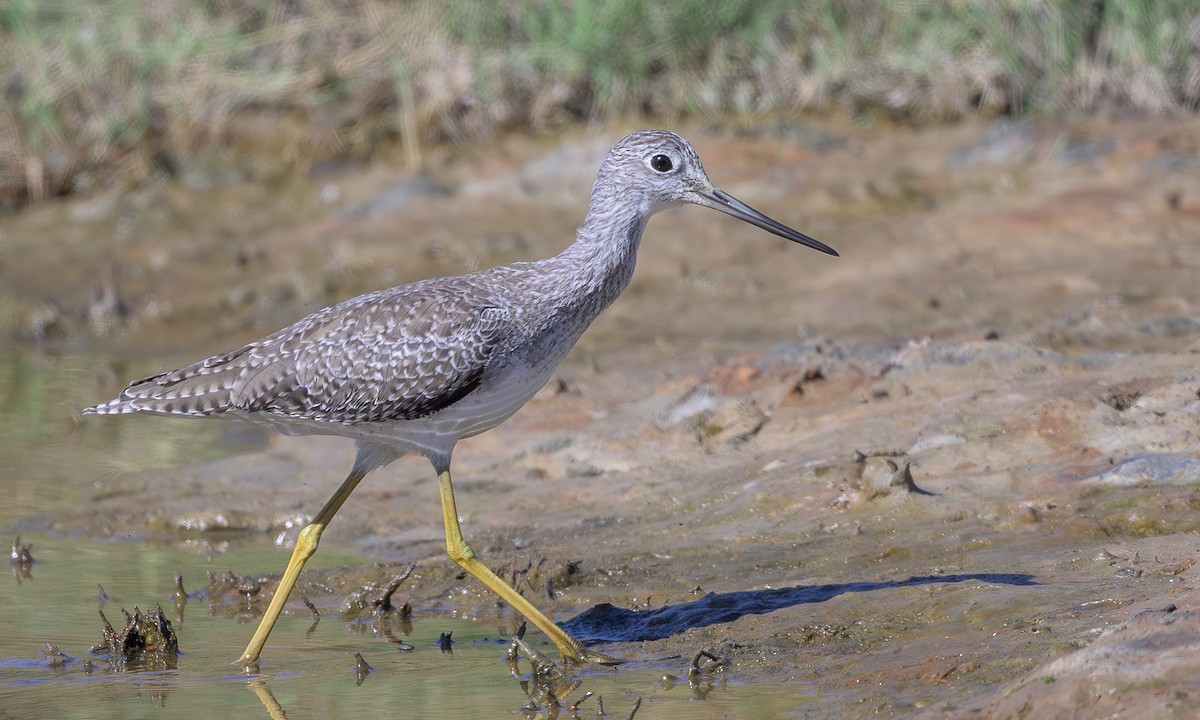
[595,130,838,256]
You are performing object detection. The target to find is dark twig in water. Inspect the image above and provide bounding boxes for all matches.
[99,608,116,637]
[688,649,726,680]
[521,689,564,719]
[353,652,371,686]
[172,574,188,626]
[569,690,594,714]
[683,648,727,700]
[512,626,558,669]
[41,643,69,667]
[438,631,453,652]
[506,621,528,662]
[626,696,642,720]
[507,620,573,697]
[95,583,110,603]
[371,564,417,612]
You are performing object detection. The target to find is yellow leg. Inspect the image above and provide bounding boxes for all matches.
[437,468,621,666]
[237,468,367,667]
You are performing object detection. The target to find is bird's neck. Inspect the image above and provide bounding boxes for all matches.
[557,200,649,307]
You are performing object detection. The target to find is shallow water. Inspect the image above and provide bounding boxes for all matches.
[0,351,233,529]
[2,538,809,720]
[0,351,810,718]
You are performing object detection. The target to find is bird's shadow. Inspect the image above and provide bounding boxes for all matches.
[562,573,1035,643]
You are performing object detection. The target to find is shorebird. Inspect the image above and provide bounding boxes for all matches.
[86,130,837,668]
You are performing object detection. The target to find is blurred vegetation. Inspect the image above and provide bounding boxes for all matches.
[1,0,1198,206]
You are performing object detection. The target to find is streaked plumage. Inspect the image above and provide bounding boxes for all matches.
[85,130,837,668]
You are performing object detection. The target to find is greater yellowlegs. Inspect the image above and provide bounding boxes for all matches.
[86,130,837,668]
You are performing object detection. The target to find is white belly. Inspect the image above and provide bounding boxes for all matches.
[238,356,557,462]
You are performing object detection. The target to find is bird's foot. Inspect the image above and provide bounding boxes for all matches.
[563,646,623,667]
[234,656,262,675]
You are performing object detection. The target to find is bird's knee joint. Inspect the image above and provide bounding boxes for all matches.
[296,524,324,554]
[446,540,477,568]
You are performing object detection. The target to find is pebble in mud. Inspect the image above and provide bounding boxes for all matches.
[851,451,928,500]
[829,450,932,508]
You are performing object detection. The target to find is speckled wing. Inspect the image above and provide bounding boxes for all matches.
[249,280,510,423]
[86,278,511,425]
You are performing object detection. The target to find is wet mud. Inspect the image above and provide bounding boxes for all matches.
[4,116,1200,717]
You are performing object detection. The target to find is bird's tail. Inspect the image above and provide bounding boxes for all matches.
[84,346,255,418]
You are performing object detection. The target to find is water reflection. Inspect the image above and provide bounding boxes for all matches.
[0,349,248,531]
[249,679,289,720]
[240,644,663,720]
[10,535,34,583]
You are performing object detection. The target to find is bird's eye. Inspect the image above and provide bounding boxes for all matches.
[650,154,673,173]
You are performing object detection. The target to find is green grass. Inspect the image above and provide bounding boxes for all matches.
[2,0,1198,206]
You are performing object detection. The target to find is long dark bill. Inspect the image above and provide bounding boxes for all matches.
[704,187,838,256]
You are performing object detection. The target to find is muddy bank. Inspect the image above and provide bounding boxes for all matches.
[7,116,1200,717]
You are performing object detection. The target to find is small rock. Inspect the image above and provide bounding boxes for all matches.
[851,451,933,500]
